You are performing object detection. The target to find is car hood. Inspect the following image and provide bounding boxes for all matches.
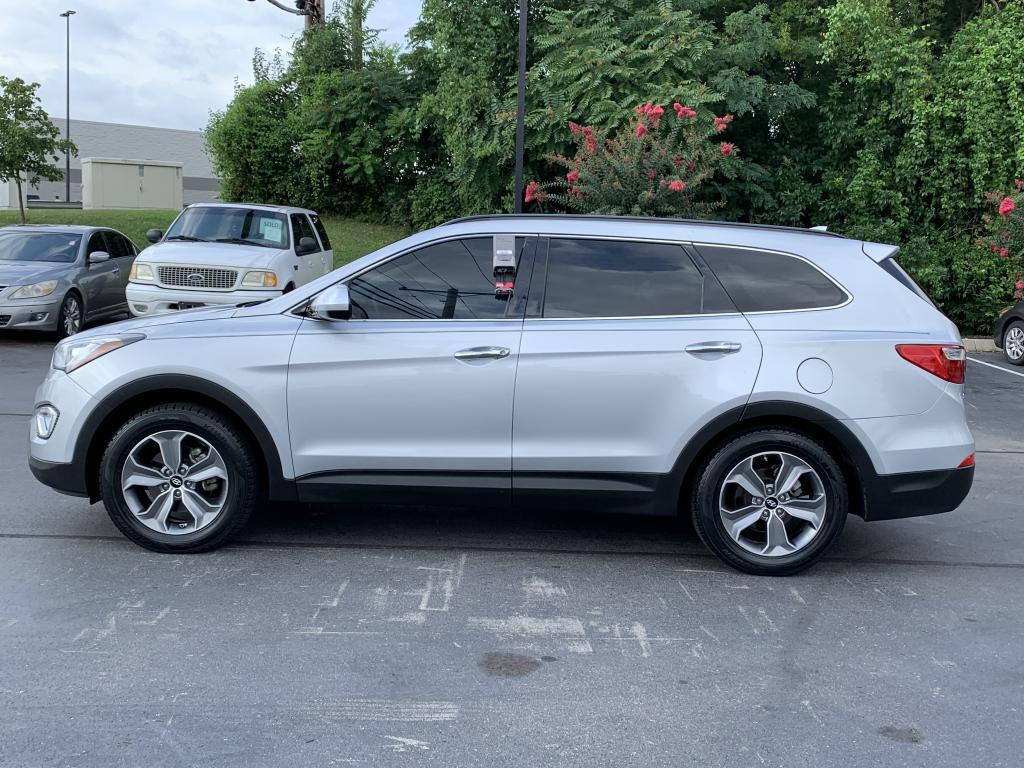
[138,241,282,269]
[0,261,71,287]
[73,305,241,339]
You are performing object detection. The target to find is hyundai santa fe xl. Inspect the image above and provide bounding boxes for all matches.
[28,215,974,575]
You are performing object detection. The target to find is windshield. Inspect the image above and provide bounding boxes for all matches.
[0,232,81,263]
[164,207,290,250]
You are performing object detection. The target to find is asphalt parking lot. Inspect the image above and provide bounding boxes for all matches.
[1,334,1022,767]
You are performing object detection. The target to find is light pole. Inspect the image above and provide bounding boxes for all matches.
[59,10,75,204]
[513,0,528,213]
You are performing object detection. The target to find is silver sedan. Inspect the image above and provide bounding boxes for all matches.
[0,225,137,338]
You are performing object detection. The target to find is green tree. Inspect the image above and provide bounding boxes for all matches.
[0,76,76,223]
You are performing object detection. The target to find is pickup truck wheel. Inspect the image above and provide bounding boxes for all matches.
[691,429,848,576]
[99,403,259,553]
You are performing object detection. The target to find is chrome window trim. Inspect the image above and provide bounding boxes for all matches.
[289,231,853,320]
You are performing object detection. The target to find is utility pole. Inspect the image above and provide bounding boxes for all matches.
[246,0,324,25]
[59,9,76,203]
[513,0,528,213]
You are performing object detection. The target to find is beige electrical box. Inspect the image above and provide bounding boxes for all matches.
[81,157,184,210]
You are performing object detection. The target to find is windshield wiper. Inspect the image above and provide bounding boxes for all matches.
[166,235,207,242]
[215,238,275,248]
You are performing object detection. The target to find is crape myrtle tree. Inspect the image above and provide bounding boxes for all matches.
[0,76,76,224]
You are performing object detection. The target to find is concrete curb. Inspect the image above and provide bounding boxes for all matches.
[964,337,998,353]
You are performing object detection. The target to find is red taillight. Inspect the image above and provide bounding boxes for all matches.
[958,453,975,468]
[895,344,966,384]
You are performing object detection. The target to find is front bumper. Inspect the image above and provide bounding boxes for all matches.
[0,298,62,331]
[126,283,282,316]
[862,465,974,521]
[29,455,88,497]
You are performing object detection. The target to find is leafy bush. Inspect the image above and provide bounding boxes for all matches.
[527,103,741,216]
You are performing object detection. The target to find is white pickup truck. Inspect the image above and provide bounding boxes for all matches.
[126,202,333,316]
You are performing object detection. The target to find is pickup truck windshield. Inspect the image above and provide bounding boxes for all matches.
[165,208,290,250]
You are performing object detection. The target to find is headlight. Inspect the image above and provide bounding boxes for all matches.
[34,404,59,439]
[52,334,146,374]
[9,281,58,300]
[129,262,155,282]
[241,270,278,288]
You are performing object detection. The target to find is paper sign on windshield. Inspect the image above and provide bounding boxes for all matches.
[259,218,284,243]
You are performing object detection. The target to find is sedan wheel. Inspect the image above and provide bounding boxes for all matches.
[1004,322,1024,365]
[57,293,81,339]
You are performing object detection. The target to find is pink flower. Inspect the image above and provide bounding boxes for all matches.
[686,161,696,170]
[713,114,733,133]
[566,170,580,184]
[581,125,598,153]
[648,104,664,127]
[991,244,1000,253]
[673,103,696,119]
[999,197,1016,218]
[720,142,735,157]
[1016,280,1024,290]
[1000,248,1010,258]
[524,181,540,204]
[668,179,687,192]
[635,123,649,137]
[1016,179,1024,191]
[648,168,656,180]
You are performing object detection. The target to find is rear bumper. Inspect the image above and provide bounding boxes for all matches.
[29,456,88,498]
[862,465,974,521]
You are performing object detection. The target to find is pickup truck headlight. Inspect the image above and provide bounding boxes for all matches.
[9,281,58,300]
[241,270,279,288]
[129,262,155,282]
[52,334,146,374]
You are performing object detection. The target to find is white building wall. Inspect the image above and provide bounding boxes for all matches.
[31,119,220,206]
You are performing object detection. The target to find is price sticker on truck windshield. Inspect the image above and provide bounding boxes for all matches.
[259,218,284,243]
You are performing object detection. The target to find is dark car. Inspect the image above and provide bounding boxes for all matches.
[993,301,1024,366]
[0,225,137,338]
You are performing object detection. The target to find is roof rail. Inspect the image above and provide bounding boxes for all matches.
[439,213,847,239]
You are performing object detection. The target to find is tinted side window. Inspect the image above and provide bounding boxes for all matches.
[310,215,332,251]
[291,214,320,252]
[348,237,523,320]
[542,239,715,318]
[102,231,130,259]
[698,245,848,312]
[86,232,107,256]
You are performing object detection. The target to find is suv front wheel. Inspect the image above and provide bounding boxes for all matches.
[99,403,259,552]
[692,429,848,576]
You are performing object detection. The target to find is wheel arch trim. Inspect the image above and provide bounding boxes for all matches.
[77,374,295,504]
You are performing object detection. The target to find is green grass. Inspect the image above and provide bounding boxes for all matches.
[0,209,411,268]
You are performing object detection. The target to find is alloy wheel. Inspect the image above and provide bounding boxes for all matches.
[1005,326,1024,362]
[120,430,229,535]
[718,451,827,557]
[62,295,81,336]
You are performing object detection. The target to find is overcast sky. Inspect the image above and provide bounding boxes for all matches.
[0,1,422,132]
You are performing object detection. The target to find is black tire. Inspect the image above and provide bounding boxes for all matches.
[99,403,260,553]
[54,291,83,340]
[1002,320,1024,366]
[691,429,848,576]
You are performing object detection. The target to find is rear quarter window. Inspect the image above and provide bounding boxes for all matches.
[697,245,848,312]
[879,257,934,306]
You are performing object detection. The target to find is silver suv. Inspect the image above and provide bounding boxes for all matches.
[28,215,975,575]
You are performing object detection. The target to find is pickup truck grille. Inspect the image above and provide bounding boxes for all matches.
[158,266,238,290]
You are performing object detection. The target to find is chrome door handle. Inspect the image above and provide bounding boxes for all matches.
[454,346,511,361]
[685,341,742,355]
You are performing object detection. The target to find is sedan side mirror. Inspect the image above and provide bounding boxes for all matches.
[146,229,163,244]
[88,251,110,264]
[309,284,351,321]
[296,236,318,255]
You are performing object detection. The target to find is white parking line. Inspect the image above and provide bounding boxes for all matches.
[968,357,1024,379]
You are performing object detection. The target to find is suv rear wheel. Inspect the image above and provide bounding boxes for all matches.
[692,429,848,576]
[99,403,259,552]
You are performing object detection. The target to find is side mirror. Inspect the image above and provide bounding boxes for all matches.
[296,236,317,255]
[88,251,110,264]
[309,284,351,321]
[146,229,163,244]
